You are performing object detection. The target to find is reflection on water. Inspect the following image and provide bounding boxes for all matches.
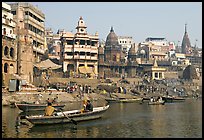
[2,98,202,138]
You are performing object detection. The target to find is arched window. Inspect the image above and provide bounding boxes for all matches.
[10,47,14,58]
[4,46,9,56]
[3,28,6,35]
[4,63,8,73]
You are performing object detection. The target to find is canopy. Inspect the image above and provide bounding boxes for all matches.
[79,66,94,74]
[34,59,62,70]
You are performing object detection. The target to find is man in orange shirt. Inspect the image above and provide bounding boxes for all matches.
[45,102,56,116]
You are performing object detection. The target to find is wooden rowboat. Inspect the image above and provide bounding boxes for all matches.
[105,97,142,103]
[15,103,65,112]
[25,105,110,125]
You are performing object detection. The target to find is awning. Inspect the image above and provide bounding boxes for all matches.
[79,66,94,74]
[34,59,62,70]
[79,66,87,74]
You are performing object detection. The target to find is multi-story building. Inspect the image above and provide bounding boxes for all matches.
[60,17,99,78]
[9,2,47,83]
[45,28,53,53]
[138,37,170,62]
[118,36,133,62]
[2,2,17,87]
[10,2,47,62]
[46,29,65,62]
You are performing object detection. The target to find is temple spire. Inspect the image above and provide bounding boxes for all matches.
[185,23,187,33]
[110,26,114,32]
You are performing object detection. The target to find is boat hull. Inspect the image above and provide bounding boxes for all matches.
[105,98,142,103]
[162,97,185,103]
[26,105,109,125]
[148,101,165,105]
[15,103,65,112]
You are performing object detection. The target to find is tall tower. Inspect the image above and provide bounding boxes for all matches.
[181,23,191,54]
[76,16,87,35]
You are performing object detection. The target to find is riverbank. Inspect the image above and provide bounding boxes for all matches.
[2,77,202,106]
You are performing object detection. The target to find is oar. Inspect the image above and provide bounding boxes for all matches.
[60,110,77,125]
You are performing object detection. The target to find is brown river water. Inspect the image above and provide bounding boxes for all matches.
[2,98,202,138]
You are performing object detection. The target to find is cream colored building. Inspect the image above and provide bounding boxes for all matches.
[10,2,47,62]
[2,2,17,87]
[144,59,166,80]
[60,17,99,78]
[9,2,47,83]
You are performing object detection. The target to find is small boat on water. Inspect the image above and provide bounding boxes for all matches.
[25,105,110,125]
[15,103,65,112]
[105,97,142,103]
[162,96,185,103]
[148,100,165,105]
[119,98,143,103]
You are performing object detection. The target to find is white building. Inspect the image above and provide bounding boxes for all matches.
[118,36,133,62]
[2,2,17,87]
[118,36,133,52]
[144,37,168,46]
[2,2,16,39]
[60,17,99,78]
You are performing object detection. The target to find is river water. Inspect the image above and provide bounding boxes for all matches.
[2,98,202,138]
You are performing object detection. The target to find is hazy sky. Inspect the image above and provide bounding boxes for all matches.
[20,2,202,47]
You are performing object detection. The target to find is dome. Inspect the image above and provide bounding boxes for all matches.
[105,27,119,46]
[140,49,146,54]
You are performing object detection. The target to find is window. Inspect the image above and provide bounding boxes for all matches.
[91,41,95,46]
[155,73,158,78]
[11,11,16,15]
[4,63,8,73]
[86,52,90,56]
[159,73,162,78]
[80,40,85,45]
[87,40,90,45]
[79,52,85,55]
[25,11,29,15]
[4,46,9,56]
[3,28,6,35]
[10,48,14,58]
[66,52,73,56]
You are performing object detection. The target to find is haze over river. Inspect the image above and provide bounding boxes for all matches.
[2,98,202,138]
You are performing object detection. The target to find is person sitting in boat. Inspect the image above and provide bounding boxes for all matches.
[150,97,154,102]
[85,100,93,112]
[158,96,163,102]
[45,102,57,116]
[81,99,87,113]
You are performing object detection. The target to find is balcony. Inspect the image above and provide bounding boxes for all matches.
[33,46,46,54]
[2,18,16,28]
[90,49,98,54]
[64,55,73,59]
[2,33,16,39]
[25,16,44,29]
[90,56,97,60]
[64,46,72,52]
